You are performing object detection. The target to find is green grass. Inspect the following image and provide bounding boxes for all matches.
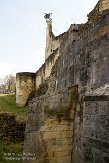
[0,94,27,119]
[0,140,23,163]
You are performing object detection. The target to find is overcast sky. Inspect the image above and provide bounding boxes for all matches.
[0,0,98,78]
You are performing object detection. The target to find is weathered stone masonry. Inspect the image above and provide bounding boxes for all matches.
[16,0,109,162]
[24,85,78,163]
[16,72,36,107]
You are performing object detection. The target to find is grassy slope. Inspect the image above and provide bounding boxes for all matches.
[0,94,27,118]
[0,141,23,163]
[0,94,27,163]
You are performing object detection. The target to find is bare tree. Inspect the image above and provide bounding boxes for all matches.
[0,74,16,94]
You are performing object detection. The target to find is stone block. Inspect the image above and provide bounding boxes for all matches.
[42,131,53,139]
[48,144,72,152]
[54,151,71,156]
[56,156,71,163]
[47,151,54,157]
[45,157,56,163]
[66,130,73,138]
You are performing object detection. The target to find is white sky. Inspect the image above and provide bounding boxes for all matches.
[0,0,98,78]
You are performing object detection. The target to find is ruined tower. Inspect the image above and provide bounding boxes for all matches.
[16,72,36,107]
[44,13,62,60]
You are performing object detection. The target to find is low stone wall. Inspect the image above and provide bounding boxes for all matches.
[0,113,26,142]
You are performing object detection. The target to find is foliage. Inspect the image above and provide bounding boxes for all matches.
[0,74,16,94]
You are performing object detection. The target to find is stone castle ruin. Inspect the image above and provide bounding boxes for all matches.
[16,0,109,162]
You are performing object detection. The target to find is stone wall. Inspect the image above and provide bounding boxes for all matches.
[16,72,36,107]
[24,85,78,163]
[35,23,81,92]
[16,0,109,107]
[35,48,59,90]
[72,94,109,163]
[45,21,65,60]
[16,43,59,107]
[18,1,109,163]
[0,113,26,142]
[45,17,80,58]
[56,9,109,91]
[88,0,109,23]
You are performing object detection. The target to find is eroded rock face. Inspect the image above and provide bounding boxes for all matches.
[23,85,78,163]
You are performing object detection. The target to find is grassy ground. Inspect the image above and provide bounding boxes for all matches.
[0,94,27,163]
[0,140,23,163]
[0,94,27,119]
